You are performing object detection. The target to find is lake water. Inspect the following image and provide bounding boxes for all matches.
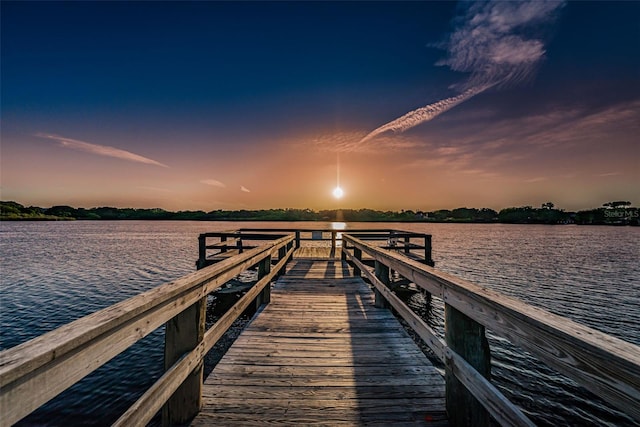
[1,221,638,426]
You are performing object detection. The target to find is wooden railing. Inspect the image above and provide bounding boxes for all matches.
[0,234,295,427]
[341,234,640,426]
[198,228,433,268]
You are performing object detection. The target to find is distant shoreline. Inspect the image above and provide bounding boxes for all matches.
[2,201,638,226]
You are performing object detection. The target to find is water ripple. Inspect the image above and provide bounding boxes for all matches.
[1,221,638,426]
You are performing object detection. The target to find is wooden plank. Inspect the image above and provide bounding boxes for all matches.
[191,259,446,425]
[162,296,206,425]
[0,236,294,427]
[343,234,640,423]
[115,242,296,427]
[114,343,205,427]
[444,304,490,427]
[445,348,534,427]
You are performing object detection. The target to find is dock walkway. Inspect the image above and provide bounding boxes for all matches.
[191,255,447,426]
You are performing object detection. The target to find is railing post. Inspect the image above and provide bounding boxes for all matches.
[425,234,434,266]
[163,298,206,425]
[237,238,243,254]
[277,246,287,277]
[374,260,390,308]
[444,304,491,427]
[353,247,362,276]
[331,231,336,252]
[295,231,301,248]
[197,234,206,270]
[220,235,227,253]
[287,240,294,262]
[256,255,271,310]
[404,235,410,255]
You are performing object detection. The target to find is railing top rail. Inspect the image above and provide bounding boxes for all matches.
[1,232,295,426]
[342,233,640,422]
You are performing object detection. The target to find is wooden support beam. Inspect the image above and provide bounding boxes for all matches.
[424,234,434,266]
[256,255,272,309]
[353,248,362,276]
[162,297,206,426]
[374,260,390,309]
[277,247,287,277]
[197,235,206,270]
[445,304,491,427]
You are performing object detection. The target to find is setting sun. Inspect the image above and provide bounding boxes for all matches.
[332,186,344,199]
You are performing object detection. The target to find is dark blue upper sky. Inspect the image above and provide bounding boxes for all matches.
[1,1,639,210]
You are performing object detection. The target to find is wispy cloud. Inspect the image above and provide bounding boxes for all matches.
[524,177,548,183]
[201,179,226,188]
[361,86,491,143]
[597,172,622,177]
[305,131,423,153]
[402,100,639,178]
[361,0,565,143]
[36,133,168,167]
[137,186,174,193]
[240,186,251,193]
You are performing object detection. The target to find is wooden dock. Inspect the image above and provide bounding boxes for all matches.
[191,256,447,425]
[2,229,639,427]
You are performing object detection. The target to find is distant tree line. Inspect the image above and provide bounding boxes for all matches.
[1,200,637,225]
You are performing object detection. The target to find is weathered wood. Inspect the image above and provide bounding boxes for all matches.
[353,247,362,276]
[374,260,389,308]
[114,243,294,427]
[163,297,206,426]
[345,250,445,361]
[115,343,205,427]
[445,348,534,427]
[0,235,294,427]
[293,247,343,259]
[256,255,271,309]
[277,246,286,276]
[197,234,207,269]
[190,259,446,425]
[445,304,490,427]
[343,234,640,423]
[424,234,434,266]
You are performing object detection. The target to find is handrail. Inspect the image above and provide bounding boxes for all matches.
[0,234,295,427]
[342,233,640,425]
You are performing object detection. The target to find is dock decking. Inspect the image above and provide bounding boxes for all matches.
[191,255,447,426]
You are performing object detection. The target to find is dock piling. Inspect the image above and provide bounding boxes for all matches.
[445,304,491,427]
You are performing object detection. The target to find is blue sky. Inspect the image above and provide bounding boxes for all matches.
[2,1,639,211]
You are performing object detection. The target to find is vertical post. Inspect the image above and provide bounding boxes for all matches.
[237,238,243,254]
[444,304,491,427]
[256,255,271,310]
[404,235,410,254]
[277,246,287,277]
[287,240,294,262]
[353,247,362,276]
[341,242,347,262]
[295,231,301,248]
[163,298,206,425]
[331,231,336,252]
[424,234,434,267]
[197,234,206,270]
[374,260,389,308]
[220,235,227,253]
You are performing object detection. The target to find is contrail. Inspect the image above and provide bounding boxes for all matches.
[361,0,565,143]
[361,85,491,143]
[36,133,168,167]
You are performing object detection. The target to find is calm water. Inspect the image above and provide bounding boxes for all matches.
[1,221,638,426]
